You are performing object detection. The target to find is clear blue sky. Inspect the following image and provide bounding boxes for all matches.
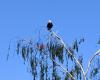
[0,0,100,80]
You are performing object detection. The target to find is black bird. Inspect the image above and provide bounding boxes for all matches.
[47,20,53,30]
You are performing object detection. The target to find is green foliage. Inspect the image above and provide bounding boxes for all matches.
[90,67,100,80]
[73,40,78,52]
[67,47,74,61]
[97,38,100,44]
[13,32,100,80]
[48,42,64,63]
[90,58,100,80]
[22,46,27,61]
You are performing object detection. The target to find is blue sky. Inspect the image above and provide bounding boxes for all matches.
[0,0,100,80]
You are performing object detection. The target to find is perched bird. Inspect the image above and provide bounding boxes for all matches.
[47,20,53,30]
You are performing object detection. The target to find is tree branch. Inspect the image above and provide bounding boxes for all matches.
[50,31,86,80]
[50,56,76,80]
[85,49,100,76]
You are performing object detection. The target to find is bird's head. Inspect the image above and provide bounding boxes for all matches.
[48,20,52,23]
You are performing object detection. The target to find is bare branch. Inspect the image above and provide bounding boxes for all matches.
[50,31,86,80]
[50,56,76,80]
[85,49,100,76]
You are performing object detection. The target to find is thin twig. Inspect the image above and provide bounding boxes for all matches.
[85,49,100,76]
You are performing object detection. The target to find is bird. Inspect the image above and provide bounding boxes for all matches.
[47,20,53,30]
